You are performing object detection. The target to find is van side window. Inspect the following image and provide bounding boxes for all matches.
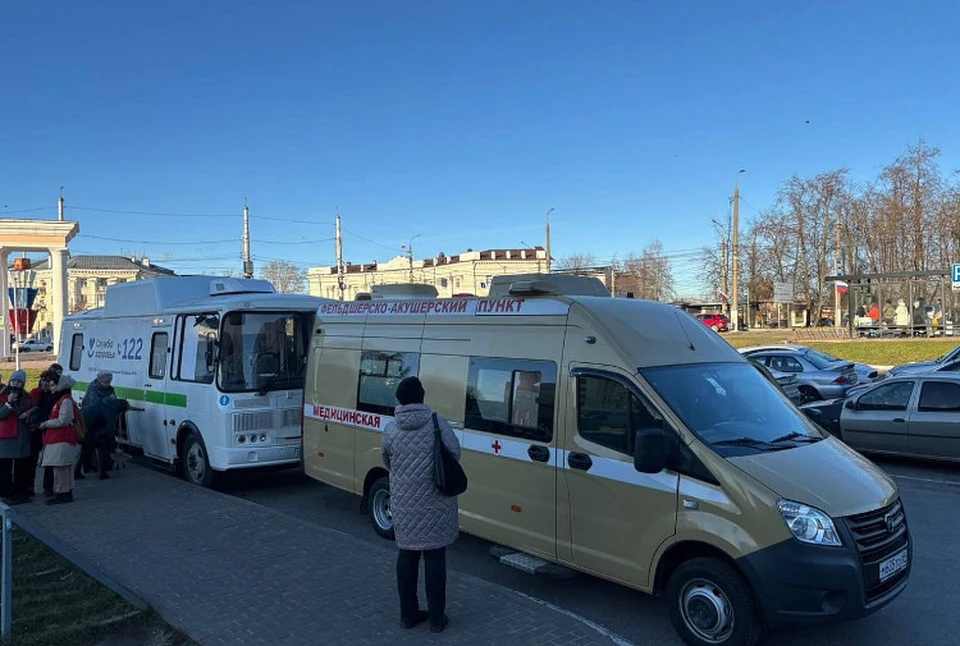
[149,332,169,379]
[358,351,420,416]
[69,334,84,371]
[174,314,217,384]
[465,358,556,442]
[577,375,660,456]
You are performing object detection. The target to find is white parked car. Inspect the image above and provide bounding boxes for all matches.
[13,339,54,352]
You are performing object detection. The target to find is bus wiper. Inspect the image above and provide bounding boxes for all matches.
[770,431,821,444]
[255,372,283,396]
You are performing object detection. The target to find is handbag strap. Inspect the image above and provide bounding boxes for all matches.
[432,412,440,438]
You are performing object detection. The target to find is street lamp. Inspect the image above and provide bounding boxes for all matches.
[545,208,554,273]
[731,169,746,332]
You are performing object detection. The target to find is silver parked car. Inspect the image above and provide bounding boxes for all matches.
[887,344,960,377]
[742,350,858,403]
[837,373,960,462]
[739,344,880,383]
[752,361,803,404]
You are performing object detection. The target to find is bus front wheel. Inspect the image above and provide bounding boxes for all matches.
[181,433,215,488]
[368,476,395,541]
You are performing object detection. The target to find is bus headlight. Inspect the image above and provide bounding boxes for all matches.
[778,500,841,546]
[237,435,246,444]
[259,434,267,442]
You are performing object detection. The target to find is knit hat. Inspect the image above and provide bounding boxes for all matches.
[9,370,26,385]
[395,377,425,405]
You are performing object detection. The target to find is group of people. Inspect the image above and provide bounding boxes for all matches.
[0,366,129,506]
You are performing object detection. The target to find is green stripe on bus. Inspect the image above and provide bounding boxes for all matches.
[74,382,188,408]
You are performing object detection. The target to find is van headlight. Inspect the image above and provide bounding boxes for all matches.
[777,500,841,546]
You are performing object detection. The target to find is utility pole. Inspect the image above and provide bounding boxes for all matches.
[335,210,345,301]
[835,205,842,328]
[720,236,729,314]
[545,207,554,274]
[57,186,64,221]
[242,198,253,279]
[730,170,745,332]
[406,234,421,284]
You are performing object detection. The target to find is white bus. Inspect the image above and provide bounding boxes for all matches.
[60,276,326,486]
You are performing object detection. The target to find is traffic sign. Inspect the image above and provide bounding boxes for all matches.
[953,264,960,292]
[773,282,794,304]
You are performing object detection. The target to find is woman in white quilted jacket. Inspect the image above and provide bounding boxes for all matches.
[381,376,461,634]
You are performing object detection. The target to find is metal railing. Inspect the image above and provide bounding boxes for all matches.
[0,500,147,643]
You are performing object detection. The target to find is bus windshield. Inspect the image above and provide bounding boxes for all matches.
[217,311,312,393]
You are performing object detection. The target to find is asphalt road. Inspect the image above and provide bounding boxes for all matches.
[208,456,955,646]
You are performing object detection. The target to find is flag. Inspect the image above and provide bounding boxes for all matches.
[717,291,729,303]
[833,280,849,294]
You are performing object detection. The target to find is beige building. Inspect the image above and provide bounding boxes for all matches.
[308,247,549,300]
[14,255,175,338]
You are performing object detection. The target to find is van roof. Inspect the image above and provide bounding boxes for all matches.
[315,293,744,369]
[569,296,744,368]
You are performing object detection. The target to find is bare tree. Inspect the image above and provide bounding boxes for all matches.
[555,253,598,272]
[259,260,306,294]
[615,240,674,301]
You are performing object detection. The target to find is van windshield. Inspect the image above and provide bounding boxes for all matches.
[217,311,312,393]
[641,362,823,456]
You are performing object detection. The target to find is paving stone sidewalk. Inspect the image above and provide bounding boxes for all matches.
[17,466,621,646]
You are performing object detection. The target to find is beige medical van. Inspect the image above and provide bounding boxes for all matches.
[302,276,910,646]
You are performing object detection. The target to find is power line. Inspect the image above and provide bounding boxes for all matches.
[1,206,50,215]
[71,205,236,218]
[342,228,402,252]
[76,233,335,246]
[71,204,335,226]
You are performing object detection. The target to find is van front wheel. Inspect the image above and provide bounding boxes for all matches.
[666,557,763,646]
[368,477,395,541]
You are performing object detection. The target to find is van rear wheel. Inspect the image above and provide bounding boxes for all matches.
[666,557,763,646]
[368,477,395,541]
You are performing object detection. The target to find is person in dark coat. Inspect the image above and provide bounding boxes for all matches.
[76,398,130,480]
[81,371,115,409]
[381,377,461,633]
[0,370,35,504]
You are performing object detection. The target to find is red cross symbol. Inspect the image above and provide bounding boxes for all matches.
[492,440,502,455]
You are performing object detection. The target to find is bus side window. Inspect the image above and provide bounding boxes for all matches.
[149,332,169,379]
[69,334,84,371]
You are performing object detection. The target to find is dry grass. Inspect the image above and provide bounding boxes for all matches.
[721,330,959,365]
[3,529,195,646]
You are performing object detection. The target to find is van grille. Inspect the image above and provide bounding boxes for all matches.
[280,407,302,428]
[232,411,274,433]
[232,409,301,434]
[845,499,909,603]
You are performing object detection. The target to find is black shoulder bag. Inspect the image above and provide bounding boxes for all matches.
[433,413,468,496]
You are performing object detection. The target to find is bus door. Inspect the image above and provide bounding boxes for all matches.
[140,328,175,462]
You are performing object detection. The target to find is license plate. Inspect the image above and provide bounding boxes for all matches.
[879,549,908,582]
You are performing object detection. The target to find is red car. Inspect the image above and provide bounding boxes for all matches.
[696,312,729,332]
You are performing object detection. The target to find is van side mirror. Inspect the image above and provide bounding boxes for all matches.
[634,427,668,474]
[844,398,858,411]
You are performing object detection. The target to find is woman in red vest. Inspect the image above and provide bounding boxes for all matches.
[38,374,80,505]
[0,370,34,504]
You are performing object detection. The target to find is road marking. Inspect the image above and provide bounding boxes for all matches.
[511,590,636,646]
[891,473,960,487]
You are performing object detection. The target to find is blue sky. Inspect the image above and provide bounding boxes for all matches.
[2,0,959,294]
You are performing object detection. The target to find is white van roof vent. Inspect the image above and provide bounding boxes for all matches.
[370,284,439,300]
[489,274,611,298]
[209,278,275,296]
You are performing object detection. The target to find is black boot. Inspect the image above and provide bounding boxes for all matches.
[45,491,74,505]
